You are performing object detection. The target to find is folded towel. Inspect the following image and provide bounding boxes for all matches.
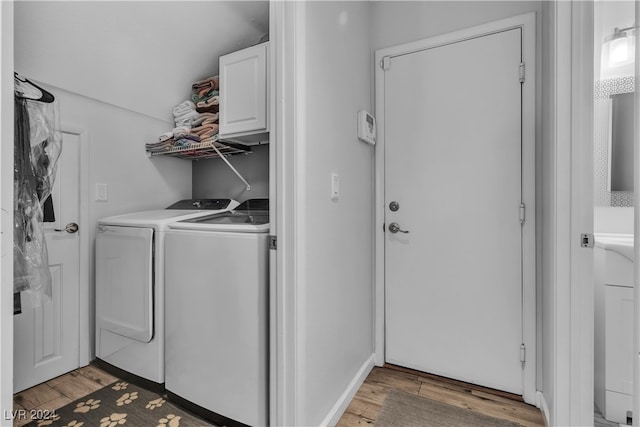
[192,76,219,92]
[172,126,191,135]
[199,87,219,98]
[191,89,219,105]
[191,112,219,127]
[197,95,219,109]
[174,133,201,142]
[158,131,173,142]
[174,119,194,128]
[174,109,199,122]
[195,104,219,114]
[191,123,219,140]
[172,100,196,117]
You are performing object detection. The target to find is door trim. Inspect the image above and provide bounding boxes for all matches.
[374,12,537,405]
[61,126,91,367]
[1,0,16,417]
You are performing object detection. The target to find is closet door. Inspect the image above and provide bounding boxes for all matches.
[384,28,524,395]
[14,132,82,392]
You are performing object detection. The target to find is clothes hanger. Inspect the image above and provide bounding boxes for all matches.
[14,72,55,103]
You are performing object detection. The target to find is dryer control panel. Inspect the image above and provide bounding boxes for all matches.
[166,199,234,210]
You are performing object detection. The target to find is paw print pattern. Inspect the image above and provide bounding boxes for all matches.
[99,413,127,427]
[74,398,101,413]
[116,391,139,406]
[146,397,166,410]
[111,382,129,391]
[157,414,181,427]
[36,414,61,426]
[65,421,85,427]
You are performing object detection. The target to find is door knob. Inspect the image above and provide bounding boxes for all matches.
[388,222,409,234]
[55,222,79,233]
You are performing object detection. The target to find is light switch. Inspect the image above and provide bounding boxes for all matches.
[95,183,108,202]
[331,173,340,201]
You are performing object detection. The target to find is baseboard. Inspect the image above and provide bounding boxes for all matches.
[536,390,550,427]
[321,354,375,427]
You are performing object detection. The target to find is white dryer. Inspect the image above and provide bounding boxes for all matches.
[164,199,270,426]
[95,198,238,385]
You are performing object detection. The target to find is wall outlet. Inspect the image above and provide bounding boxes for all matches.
[95,183,108,202]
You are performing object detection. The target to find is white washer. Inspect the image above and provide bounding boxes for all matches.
[95,198,238,385]
[165,199,269,426]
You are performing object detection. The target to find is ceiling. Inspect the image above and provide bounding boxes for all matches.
[14,1,270,122]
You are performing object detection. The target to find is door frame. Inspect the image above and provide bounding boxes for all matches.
[60,126,91,366]
[373,12,537,405]
[550,1,594,425]
[1,0,15,418]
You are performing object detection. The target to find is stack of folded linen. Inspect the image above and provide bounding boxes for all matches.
[149,75,223,153]
[191,76,219,113]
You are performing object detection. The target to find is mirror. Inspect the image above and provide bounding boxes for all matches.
[608,92,634,192]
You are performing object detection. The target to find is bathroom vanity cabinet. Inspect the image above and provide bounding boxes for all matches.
[219,42,269,144]
[594,238,634,424]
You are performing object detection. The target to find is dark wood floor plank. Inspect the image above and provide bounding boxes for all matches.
[336,410,375,427]
[76,364,118,387]
[48,373,103,401]
[339,365,545,427]
[418,381,543,427]
[14,384,62,410]
[343,395,382,421]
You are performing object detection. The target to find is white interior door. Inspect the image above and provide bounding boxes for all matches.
[384,28,524,394]
[14,132,81,392]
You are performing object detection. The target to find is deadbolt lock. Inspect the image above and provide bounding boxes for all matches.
[389,201,400,212]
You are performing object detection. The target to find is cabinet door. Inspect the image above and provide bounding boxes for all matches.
[605,285,634,395]
[219,42,268,137]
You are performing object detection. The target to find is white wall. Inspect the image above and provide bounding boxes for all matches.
[295,2,374,425]
[14,1,268,122]
[371,1,542,50]
[0,1,14,422]
[192,145,269,203]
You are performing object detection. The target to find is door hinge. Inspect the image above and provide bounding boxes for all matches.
[581,233,594,248]
[520,343,526,368]
[519,63,525,83]
[381,56,391,71]
[269,235,277,250]
[519,203,526,225]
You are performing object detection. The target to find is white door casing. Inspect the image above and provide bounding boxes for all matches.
[376,14,535,403]
[13,131,82,393]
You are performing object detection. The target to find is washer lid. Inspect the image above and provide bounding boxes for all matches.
[98,199,239,229]
[169,210,270,233]
[98,208,233,229]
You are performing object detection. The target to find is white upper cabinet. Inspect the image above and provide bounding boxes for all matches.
[219,42,269,144]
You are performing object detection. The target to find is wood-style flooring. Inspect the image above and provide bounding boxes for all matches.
[337,364,546,427]
[12,364,118,427]
[14,363,545,427]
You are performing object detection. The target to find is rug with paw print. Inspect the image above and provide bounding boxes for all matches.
[24,381,215,427]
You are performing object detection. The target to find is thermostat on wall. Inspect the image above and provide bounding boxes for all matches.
[357,110,376,145]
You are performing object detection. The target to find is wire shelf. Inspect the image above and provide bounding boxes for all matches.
[146,139,251,160]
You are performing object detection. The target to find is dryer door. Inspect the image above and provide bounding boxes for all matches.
[96,225,154,343]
